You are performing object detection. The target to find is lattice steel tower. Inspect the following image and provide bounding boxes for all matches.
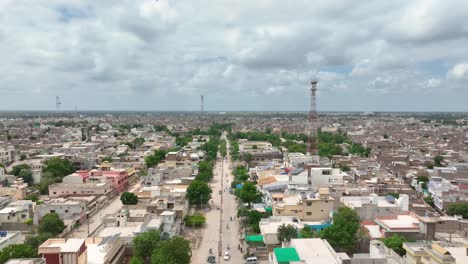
[307,80,318,155]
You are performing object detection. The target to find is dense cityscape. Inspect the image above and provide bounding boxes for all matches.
[2,0,468,264]
[0,111,467,264]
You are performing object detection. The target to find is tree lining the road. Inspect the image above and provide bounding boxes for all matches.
[186,180,212,206]
[132,225,191,264]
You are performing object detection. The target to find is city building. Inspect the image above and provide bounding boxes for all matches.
[259,216,304,246]
[0,231,23,250]
[38,238,87,264]
[48,181,115,198]
[272,188,333,221]
[341,193,409,221]
[35,198,87,226]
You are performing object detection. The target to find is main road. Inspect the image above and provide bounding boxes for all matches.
[191,135,243,263]
[67,181,140,239]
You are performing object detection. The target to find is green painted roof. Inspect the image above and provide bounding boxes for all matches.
[245,235,263,242]
[274,248,300,263]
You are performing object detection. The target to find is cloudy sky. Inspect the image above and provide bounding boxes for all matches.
[1,0,468,111]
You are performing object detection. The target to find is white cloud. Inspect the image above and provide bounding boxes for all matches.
[1,0,468,110]
[447,63,468,80]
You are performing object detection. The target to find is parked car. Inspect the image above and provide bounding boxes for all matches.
[224,251,230,260]
[207,255,216,263]
[245,256,257,263]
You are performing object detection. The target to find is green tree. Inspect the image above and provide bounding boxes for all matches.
[24,233,53,248]
[20,154,27,161]
[434,155,444,167]
[133,229,161,259]
[184,214,206,227]
[238,182,262,207]
[417,176,430,190]
[381,234,407,256]
[424,196,435,207]
[300,225,314,238]
[102,156,113,163]
[39,173,56,194]
[0,244,38,263]
[133,137,145,148]
[11,164,31,176]
[339,165,351,172]
[447,203,468,218]
[320,206,360,252]
[39,213,66,236]
[120,192,138,205]
[151,237,191,264]
[277,224,298,242]
[237,209,267,233]
[387,192,400,199]
[129,257,144,264]
[26,194,39,202]
[42,157,75,179]
[186,180,212,206]
[18,169,33,185]
[145,149,168,168]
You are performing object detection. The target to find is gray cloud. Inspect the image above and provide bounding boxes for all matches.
[0,0,467,111]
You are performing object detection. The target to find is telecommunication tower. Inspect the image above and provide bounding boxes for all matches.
[307,80,318,156]
[56,96,61,112]
[200,95,204,114]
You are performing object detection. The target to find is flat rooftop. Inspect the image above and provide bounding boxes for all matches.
[290,238,339,264]
[341,196,397,208]
[98,226,140,238]
[40,238,84,253]
[376,214,419,231]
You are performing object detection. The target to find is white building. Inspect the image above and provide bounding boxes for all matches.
[35,198,86,225]
[0,231,23,251]
[341,194,409,221]
[0,148,12,164]
[310,168,350,188]
[259,216,304,246]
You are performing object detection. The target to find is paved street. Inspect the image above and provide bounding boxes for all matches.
[191,137,243,263]
[67,181,140,238]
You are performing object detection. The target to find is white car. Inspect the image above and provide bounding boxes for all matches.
[224,251,230,260]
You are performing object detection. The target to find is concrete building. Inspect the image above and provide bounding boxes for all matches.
[0,148,12,164]
[5,260,46,264]
[48,181,115,198]
[374,213,423,239]
[428,177,468,210]
[85,236,125,264]
[0,178,28,200]
[259,216,304,246]
[341,193,409,221]
[272,188,333,221]
[269,238,349,264]
[86,165,129,193]
[309,168,350,188]
[403,242,462,264]
[239,141,273,151]
[0,200,34,224]
[35,198,87,225]
[0,231,23,250]
[38,238,87,264]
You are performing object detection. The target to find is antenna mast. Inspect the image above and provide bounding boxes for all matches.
[56,96,62,112]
